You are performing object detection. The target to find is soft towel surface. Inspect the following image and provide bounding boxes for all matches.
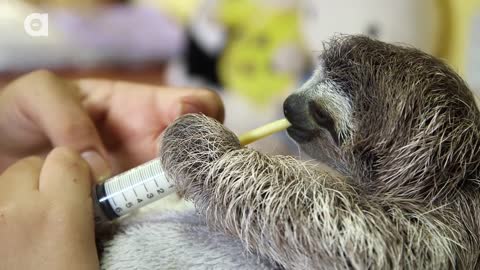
[100,210,278,270]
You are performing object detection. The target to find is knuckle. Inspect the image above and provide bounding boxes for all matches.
[49,147,88,171]
[196,88,219,99]
[197,89,224,119]
[9,70,62,99]
[19,156,44,168]
[10,156,44,172]
[18,70,58,90]
[23,69,57,83]
[60,120,97,143]
[50,147,78,160]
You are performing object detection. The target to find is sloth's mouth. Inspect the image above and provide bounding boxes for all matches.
[287,126,317,143]
[287,125,341,145]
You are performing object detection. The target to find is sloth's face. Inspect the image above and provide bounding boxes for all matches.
[283,36,413,173]
[284,36,479,180]
[283,37,400,161]
[283,63,353,170]
[284,36,436,172]
[283,38,363,170]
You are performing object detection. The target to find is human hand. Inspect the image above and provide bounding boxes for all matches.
[0,70,224,179]
[0,147,98,270]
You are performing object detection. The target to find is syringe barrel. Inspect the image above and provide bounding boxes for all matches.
[93,158,175,224]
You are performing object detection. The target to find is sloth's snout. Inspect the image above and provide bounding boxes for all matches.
[283,94,338,144]
[283,94,318,143]
[283,94,310,128]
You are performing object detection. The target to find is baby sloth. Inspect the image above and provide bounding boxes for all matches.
[101,36,480,270]
[160,36,480,269]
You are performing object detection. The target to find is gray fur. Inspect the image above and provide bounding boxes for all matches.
[100,211,277,270]
[159,36,480,269]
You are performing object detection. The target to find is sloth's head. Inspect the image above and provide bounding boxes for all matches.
[284,35,480,200]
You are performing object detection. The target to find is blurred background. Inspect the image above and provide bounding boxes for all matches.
[1,0,480,156]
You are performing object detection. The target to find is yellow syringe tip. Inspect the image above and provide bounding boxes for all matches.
[238,118,291,146]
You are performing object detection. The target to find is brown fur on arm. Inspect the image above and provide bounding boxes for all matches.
[160,114,462,270]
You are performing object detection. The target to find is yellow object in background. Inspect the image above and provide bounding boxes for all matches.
[137,0,201,23]
[439,0,480,75]
[154,0,480,99]
[216,0,257,29]
[217,0,304,105]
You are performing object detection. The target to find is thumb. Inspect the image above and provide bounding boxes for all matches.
[13,71,111,181]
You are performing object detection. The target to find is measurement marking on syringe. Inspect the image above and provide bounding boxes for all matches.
[94,159,178,223]
[139,170,148,190]
[146,166,153,187]
[103,176,159,200]
[140,169,148,192]
[129,175,138,197]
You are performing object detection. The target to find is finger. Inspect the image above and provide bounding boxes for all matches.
[0,157,43,198]
[39,147,92,203]
[175,89,225,123]
[9,70,111,181]
[75,79,225,123]
[75,79,224,169]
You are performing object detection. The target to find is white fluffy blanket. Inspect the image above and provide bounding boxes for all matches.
[99,196,278,270]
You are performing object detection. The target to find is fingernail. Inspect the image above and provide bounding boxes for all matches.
[173,101,204,120]
[186,91,224,122]
[81,151,111,182]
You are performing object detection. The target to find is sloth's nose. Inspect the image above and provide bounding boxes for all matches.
[283,94,316,142]
[284,94,333,130]
[283,94,312,129]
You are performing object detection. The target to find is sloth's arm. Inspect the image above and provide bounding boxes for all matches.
[160,115,458,269]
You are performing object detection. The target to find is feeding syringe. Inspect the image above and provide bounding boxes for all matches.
[92,119,290,224]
